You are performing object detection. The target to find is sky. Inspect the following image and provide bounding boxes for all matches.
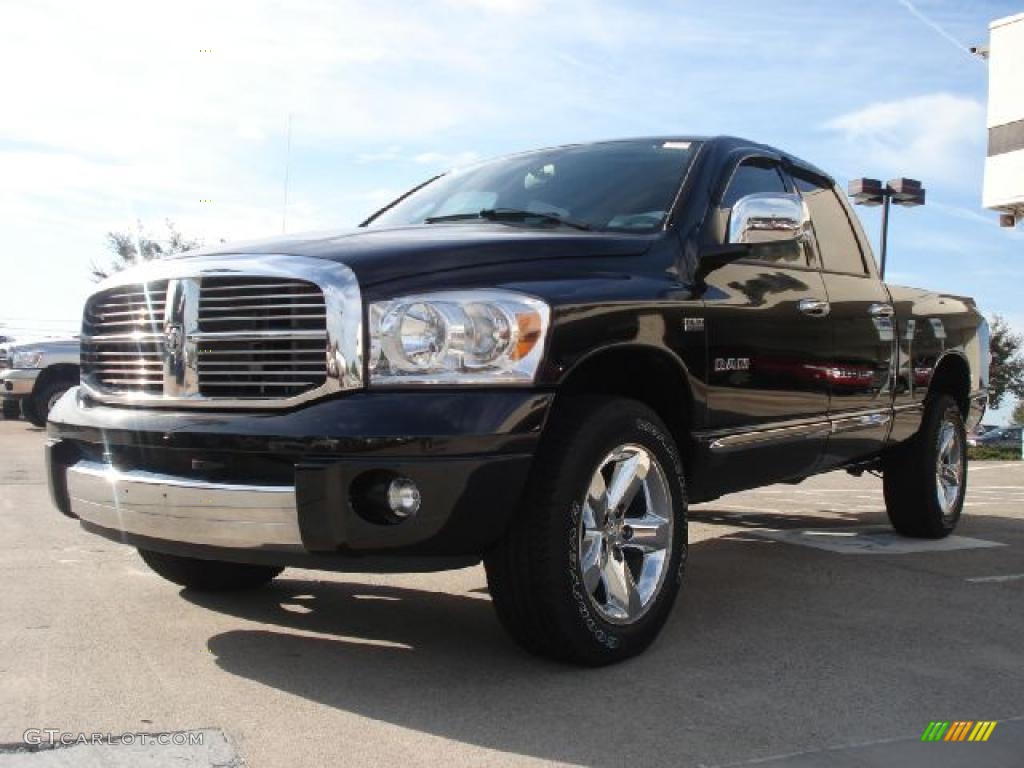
[0,0,1021,419]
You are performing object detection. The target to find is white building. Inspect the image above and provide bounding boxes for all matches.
[982,12,1024,227]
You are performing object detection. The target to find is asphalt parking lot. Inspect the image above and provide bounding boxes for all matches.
[1,419,1022,767]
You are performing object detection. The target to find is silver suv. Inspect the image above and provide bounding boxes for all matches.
[0,338,80,426]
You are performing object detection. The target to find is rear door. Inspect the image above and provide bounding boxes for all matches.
[790,169,895,467]
[701,157,832,492]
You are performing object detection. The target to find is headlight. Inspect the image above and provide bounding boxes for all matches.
[369,290,550,385]
[12,350,44,369]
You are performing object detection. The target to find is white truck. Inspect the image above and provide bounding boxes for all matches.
[0,338,80,426]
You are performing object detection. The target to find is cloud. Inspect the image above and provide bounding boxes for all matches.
[0,0,1015,333]
[823,93,985,184]
[354,148,481,169]
[413,150,482,168]
[356,146,404,163]
[444,0,548,12]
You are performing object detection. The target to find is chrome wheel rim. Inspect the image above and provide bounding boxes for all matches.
[577,443,674,625]
[935,418,964,518]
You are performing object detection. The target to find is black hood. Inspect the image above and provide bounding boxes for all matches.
[178,223,657,286]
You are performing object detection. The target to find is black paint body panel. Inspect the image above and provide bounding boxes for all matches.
[47,136,988,566]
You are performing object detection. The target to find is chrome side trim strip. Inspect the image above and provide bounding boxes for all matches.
[80,253,363,410]
[708,407,901,453]
[829,410,892,435]
[892,402,925,413]
[67,460,302,549]
[709,421,832,453]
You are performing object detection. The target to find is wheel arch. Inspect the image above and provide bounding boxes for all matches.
[554,344,698,466]
[32,364,80,399]
[926,351,971,418]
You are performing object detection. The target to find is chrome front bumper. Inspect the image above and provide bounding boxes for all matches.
[66,460,302,549]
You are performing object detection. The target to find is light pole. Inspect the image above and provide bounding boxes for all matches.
[848,178,926,280]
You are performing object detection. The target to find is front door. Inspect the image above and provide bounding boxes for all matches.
[701,157,832,493]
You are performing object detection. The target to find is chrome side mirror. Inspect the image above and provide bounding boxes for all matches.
[728,193,809,245]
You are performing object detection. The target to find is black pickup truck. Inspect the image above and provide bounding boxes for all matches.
[47,137,989,665]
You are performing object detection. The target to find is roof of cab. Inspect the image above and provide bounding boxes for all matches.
[578,135,835,185]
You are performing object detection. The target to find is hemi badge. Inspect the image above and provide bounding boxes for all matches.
[683,317,704,332]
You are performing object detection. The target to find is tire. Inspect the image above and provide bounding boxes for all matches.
[20,397,42,427]
[138,549,284,591]
[883,394,967,539]
[2,400,19,420]
[485,396,688,666]
[26,376,76,427]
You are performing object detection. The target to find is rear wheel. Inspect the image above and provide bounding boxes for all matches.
[2,400,19,420]
[883,394,967,538]
[138,549,284,591]
[485,396,688,666]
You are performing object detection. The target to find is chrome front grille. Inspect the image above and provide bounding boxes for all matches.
[196,277,327,398]
[79,255,363,409]
[82,281,169,394]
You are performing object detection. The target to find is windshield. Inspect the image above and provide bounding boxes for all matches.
[366,139,699,234]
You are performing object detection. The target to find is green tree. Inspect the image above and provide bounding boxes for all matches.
[1012,400,1024,426]
[988,315,1024,410]
[90,219,203,281]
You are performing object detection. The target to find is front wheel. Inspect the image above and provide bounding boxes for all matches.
[138,549,284,591]
[485,396,688,666]
[883,394,967,538]
[25,377,77,428]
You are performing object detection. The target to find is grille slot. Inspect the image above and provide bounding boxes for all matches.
[81,282,169,395]
[197,338,327,397]
[196,276,327,398]
[81,276,330,401]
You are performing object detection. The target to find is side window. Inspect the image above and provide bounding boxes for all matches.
[721,159,806,266]
[793,173,867,275]
[721,159,787,208]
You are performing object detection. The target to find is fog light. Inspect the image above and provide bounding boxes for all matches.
[387,477,421,518]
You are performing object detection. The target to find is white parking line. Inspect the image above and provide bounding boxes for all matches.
[788,489,878,495]
[966,573,1024,583]
[750,527,1005,555]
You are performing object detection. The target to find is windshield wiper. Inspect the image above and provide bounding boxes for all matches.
[424,208,592,231]
[482,208,592,231]
[423,212,485,224]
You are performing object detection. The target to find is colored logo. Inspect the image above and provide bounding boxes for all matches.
[921,721,997,742]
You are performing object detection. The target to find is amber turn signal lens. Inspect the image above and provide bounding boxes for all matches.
[512,312,543,360]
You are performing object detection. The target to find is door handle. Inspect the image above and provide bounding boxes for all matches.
[798,298,831,317]
[868,303,895,318]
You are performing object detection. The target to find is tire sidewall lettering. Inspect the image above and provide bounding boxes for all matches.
[637,418,688,586]
[567,500,620,649]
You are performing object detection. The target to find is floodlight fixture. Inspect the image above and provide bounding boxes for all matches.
[847,177,928,279]
[887,178,926,207]
[848,178,886,206]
